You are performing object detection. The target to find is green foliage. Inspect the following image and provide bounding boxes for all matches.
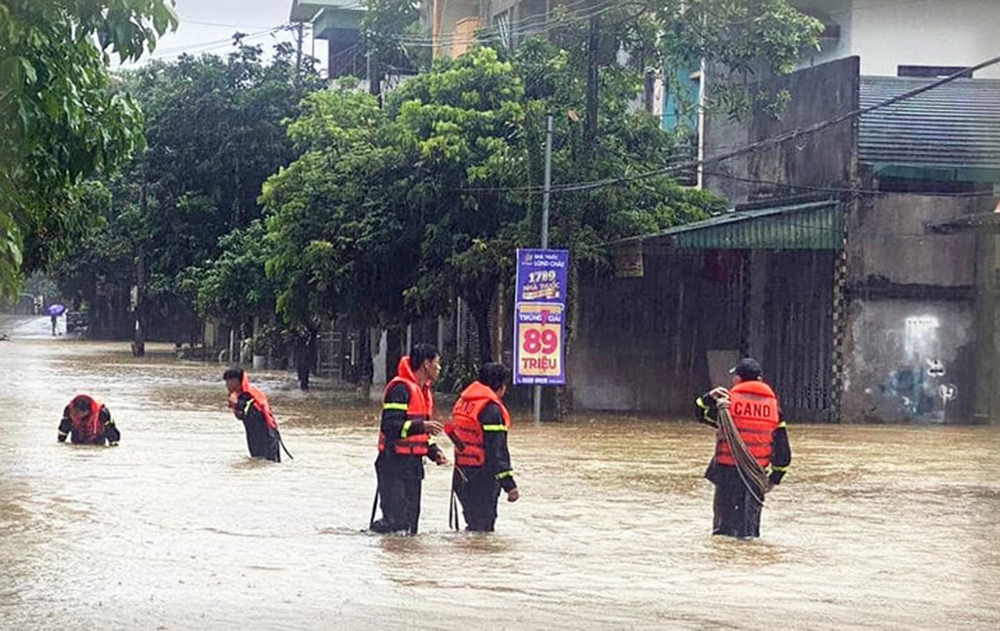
[54,41,320,338]
[181,220,276,327]
[0,0,177,297]
[360,0,428,74]
[262,81,418,329]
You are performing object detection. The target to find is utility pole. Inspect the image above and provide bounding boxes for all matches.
[534,114,554,423]
[584,2,600,150]
[367,52,381,99]
[295,22,304,75]
[132,180,147,358]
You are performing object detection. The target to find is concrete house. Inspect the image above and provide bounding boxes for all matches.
[570,3,1000,423]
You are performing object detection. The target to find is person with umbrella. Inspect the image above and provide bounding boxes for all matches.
[46,304,65,336]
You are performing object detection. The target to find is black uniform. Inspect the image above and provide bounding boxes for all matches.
[58,405,120,446]
[370,381,443,535]
[234,393,280,462]
[454,401,516,532]
[695,392,792,538]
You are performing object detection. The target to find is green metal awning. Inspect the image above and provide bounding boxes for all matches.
[618,199,845,250]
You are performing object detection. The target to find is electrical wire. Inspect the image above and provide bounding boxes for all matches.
[392,0,630,48]
[696,170,999,200]
[461,53,1000,195]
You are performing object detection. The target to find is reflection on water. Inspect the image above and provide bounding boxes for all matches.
[1,326,999,629]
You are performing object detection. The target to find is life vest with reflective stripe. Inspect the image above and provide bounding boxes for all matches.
[450,381,511,468]
[229,372,277,430]
[70,395,105,444]
[378,356,433,456]
[716,380,779,468]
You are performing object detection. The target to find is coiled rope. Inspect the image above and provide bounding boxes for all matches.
[717,397,769,506]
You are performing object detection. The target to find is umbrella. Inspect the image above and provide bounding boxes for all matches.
[45,304,66,316]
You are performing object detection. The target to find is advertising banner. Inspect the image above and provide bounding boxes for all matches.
[513,249,569,385]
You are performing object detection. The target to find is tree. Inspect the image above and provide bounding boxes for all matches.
[266,0,821,386]
[390,47,528,363]
[183,221,276,331]
[261,80,422,387]
[54,40,320,346]
[0,0,177,296]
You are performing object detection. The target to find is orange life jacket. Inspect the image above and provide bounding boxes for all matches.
[70,394,104,443]
[233,372,278,430]
[716,380,779,468]
[450,381,511,468]
[378,356,433,457]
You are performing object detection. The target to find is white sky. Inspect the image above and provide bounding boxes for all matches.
[116,0,326,74]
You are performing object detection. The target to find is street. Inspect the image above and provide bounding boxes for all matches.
[1,322,998,629]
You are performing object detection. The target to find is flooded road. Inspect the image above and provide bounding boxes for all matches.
[2,319,999,629]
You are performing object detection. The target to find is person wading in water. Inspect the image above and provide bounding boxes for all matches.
[446,363,519,532]
[369,344,447,535]
[58,395,120,446]
[695,358,791,538]
[223,367,285,462]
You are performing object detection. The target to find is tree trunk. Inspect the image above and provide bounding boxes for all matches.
[471,299,493,365]
[294,329,316,390]
[386,327,403,383]
[357,326,373,399]
[132,244,146,358]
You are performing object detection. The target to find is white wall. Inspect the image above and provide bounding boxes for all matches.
[848,0,1000,79]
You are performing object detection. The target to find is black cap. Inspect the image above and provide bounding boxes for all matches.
[729,357,762,380]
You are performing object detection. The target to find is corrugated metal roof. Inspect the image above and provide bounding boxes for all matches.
[859,76,1000,170]
[618,199,844,250]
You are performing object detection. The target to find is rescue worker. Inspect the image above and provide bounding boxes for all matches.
[58,395,120,446]
[223,367,282,462]
[370,343,447,535]
[695,358,791,538]
[447,363,519,532]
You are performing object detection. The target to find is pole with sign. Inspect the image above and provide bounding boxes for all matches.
[515,248,569,422]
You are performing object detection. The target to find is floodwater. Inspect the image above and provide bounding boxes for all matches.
[1,316,999,630]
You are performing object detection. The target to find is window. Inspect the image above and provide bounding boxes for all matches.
[898,65,973,79]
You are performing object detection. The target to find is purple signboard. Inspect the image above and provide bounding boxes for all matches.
[514,249,569,385]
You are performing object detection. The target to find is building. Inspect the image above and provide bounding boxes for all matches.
[570,50,1000,423]
[290,0,366,80]
[792,0,1000,80]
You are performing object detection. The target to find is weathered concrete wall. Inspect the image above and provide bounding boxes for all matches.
[703,57,860,204]
[848,194,982,287]
[841,195,992,422]
[841,299,975,423]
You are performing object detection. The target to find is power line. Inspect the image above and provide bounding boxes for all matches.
[184,19,274,30]
[697,170,999,200]
[463,53,1000,195]
[393,0,598,45]
[143,25,290,61]
[393,0,629,48]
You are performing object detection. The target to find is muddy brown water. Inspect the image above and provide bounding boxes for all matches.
[1,318,998,629]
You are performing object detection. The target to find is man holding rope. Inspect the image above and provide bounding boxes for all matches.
[695,358,791,538]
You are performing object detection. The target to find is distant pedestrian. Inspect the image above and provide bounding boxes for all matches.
[50,313,58,336]
[223,367,282,462]
[369,344,447,535]
[695,358,791,538]
[447,363,519,532]
[59,395,120,446]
